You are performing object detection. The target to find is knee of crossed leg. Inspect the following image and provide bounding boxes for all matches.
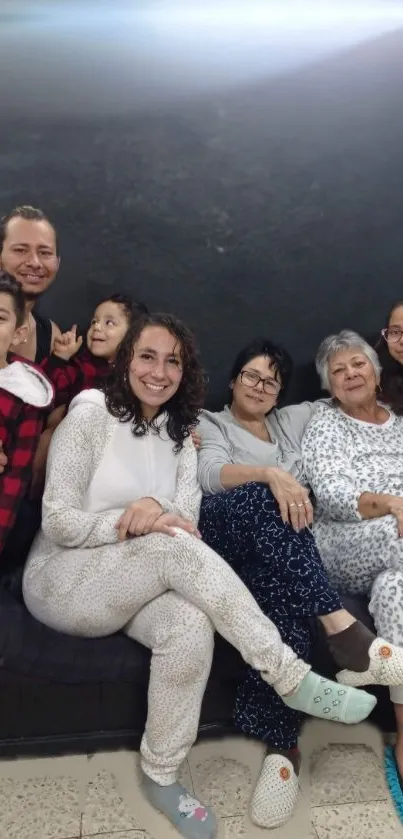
[227,481,278,517]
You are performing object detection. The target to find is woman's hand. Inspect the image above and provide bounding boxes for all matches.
[359,492,403,537]
[264,467,313,531]
[53,325,83,361]
[115,498,163,540]
[151,513,201,538]
[191,429,201,450]
[388,497,403,537]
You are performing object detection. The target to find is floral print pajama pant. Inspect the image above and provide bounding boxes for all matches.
[199,482,343,750]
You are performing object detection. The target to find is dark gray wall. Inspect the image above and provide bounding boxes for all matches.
[1,17,403,405]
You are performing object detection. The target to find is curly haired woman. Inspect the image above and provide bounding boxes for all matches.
[23,313,376,839]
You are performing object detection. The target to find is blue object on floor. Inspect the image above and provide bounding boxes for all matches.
[385,745,403,823]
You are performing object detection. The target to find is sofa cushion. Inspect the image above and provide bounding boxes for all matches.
[0,584,244,685]
[0,585,150,683]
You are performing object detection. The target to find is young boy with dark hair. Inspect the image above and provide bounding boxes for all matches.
[40,293,148,407]
[0,272,53,568]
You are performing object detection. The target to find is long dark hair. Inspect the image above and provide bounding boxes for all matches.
[103,312,206,450]
[376,300,403,415]
[228,338,293,408]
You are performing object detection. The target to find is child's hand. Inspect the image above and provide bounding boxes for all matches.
[0,442,8,474]
[53,325,83,361]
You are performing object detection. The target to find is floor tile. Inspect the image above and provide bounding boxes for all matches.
[187,736,266,819]
[222,816,247,837]
[0,774,81,839]
[1,729,400,839]
[88,834,149,839]
[221,813,318,838]
[310,743,388,806]
[189,751,253,817]
[81,768,145,835]
[188,737,312,839]
[312,800,403,838]
[81,754,193,836]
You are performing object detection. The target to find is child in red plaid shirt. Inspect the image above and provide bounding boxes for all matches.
[40,293,148,408]
[1,292,146,572]
[0,273,53,565]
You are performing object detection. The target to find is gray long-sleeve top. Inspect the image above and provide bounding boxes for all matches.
[198,403,317,495]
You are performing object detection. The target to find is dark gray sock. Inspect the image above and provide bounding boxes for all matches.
[327,620,375,672]
[142,775,217,839]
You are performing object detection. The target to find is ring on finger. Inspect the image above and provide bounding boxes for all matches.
[289,502,297,508]
[297,503,304,508]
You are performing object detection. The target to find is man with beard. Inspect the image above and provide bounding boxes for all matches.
[0,205,62,361]
[0,206,63,496]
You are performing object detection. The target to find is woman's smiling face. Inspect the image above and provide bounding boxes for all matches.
[129,325,184,418]
[231,354,282,417]
[328,347,378,408]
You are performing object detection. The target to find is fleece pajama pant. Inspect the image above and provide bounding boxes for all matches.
[22,527,310,784]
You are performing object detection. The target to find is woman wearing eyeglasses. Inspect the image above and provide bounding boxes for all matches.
[376,301,403,414]
[197,338,403,829]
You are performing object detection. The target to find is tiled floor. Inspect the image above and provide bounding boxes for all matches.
[0,722,402,839]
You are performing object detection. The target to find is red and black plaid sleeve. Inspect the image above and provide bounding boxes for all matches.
[0,390,45,558]
[40,349,109,408]
[40,355,82,408]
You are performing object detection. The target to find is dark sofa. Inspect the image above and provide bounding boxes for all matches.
[0,579,396,758]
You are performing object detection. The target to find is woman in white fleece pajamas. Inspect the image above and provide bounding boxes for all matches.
[23,313,377,839]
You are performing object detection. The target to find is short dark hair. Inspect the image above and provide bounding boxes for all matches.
[103,311,206,451]
[0,205,59,255]
[0,271,26,327]
[229,338,293,405]
[96,292,149,323]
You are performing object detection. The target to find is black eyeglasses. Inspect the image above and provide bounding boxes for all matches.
[239,369,281,395]
[381,327,403,344]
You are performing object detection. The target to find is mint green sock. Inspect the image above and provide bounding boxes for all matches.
[142,775,217,839]
[281,671,377,724]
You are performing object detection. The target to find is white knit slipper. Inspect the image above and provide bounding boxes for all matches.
[250,754,299,829]
[337,637,403,687]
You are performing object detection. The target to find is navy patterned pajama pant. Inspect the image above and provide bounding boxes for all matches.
[199,482,343,750]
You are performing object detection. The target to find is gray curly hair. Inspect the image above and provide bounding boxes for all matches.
[315,329,381,392]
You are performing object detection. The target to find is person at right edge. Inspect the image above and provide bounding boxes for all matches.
[303,329,403,817]
[198,337,403,830]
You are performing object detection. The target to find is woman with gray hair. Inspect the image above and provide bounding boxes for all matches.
[198,336,403,828]
[302,329,403,780]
